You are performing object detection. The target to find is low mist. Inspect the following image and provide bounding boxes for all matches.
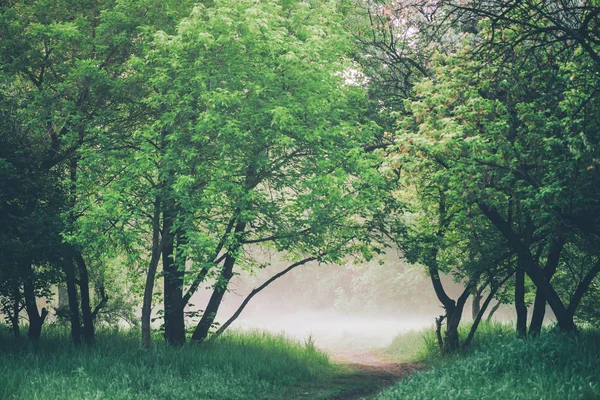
[187,249,467,351]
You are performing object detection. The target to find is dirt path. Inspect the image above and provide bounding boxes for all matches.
[327,350,423,400]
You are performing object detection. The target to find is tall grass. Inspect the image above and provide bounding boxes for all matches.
[377,324,600,399]
[0,326,334,400]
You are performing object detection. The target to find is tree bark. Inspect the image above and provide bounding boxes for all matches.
[472,285,485,320]
[11,283,20,338]
[530,233,565,336]
[64,259,82,345]
[486,301,501,322]
[74,251,94,345]
[515,265,527,337]
[141,196,164,349]
[443,285,471,354]
[23,263,48,341]
[163,214,186,346]
[191,221,246,342]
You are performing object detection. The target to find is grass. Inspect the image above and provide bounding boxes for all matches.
[376,323,600,400]
[0,326,343,400]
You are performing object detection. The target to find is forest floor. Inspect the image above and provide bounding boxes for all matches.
[325,350,423,400]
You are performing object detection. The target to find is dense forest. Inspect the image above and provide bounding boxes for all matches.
[1,0,599,399]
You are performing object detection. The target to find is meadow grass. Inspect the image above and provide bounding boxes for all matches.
[0,325,337,400]
[377,323,600,400]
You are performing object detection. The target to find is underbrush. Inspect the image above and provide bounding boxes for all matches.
[0,326,334,400]
[378,324,600,399]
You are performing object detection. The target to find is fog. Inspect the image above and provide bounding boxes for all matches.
[186,249,475,351]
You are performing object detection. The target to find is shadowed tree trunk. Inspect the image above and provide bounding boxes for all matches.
[11,283,21,338]
[163,212,186,346]
[478,203,577,332]
[486,301,501,323]
[74,251,94,345]
[23,263,48,341]
[530,233,566,335]
[463,271,514,349]
[472,284,485,320]
[63,258,82,345]
[515,264,527,337]
[142,196,163,349]
[209,257,318,342]
[191,221,246,342]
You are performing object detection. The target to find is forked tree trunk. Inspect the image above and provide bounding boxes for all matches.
[191,221,246,342]
[530,233,566,336]
[23,264,48,341]
[478,204,577,332]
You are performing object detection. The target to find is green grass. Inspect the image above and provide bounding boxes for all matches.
[376,323,600,400]
[0,326,341,400]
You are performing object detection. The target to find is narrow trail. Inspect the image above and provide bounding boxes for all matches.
[327,350,423,400]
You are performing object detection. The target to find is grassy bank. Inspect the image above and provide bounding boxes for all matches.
[378,323,600,400]
[0,326,340,400]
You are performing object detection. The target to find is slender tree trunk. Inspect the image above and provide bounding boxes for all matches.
[191,255,236,342]
[64,260,82,345]
[192,221,246,342]
[515,265,527,337]
[23,264,48,341]
[141,196,163,348]
[163,213,186,346]
[486,301,501,322]
[472,285,485,320]
[74,251,94,345]
[567,258,600,316]
[464,271,514,350]
[210,257,317,341]
[11,283,20,338]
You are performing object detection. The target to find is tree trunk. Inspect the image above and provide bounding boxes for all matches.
[515,266,527,337]
[58,283,68,308]
[210,257,317,341]
[74,251,94,345]
[443,304,461,354]
[567,258,600,316]
[191,254,236,342]
[478,203,576,332]
[472,285,485,320]
[486,301,501,322]
[64,260,82,345]
[163,214,186,346]
[464,271,514,350]
[11,283,20,338]
[191,221,246,342]
[530,232,565,336]
[142,196,163,349]
[23,264,48,341]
